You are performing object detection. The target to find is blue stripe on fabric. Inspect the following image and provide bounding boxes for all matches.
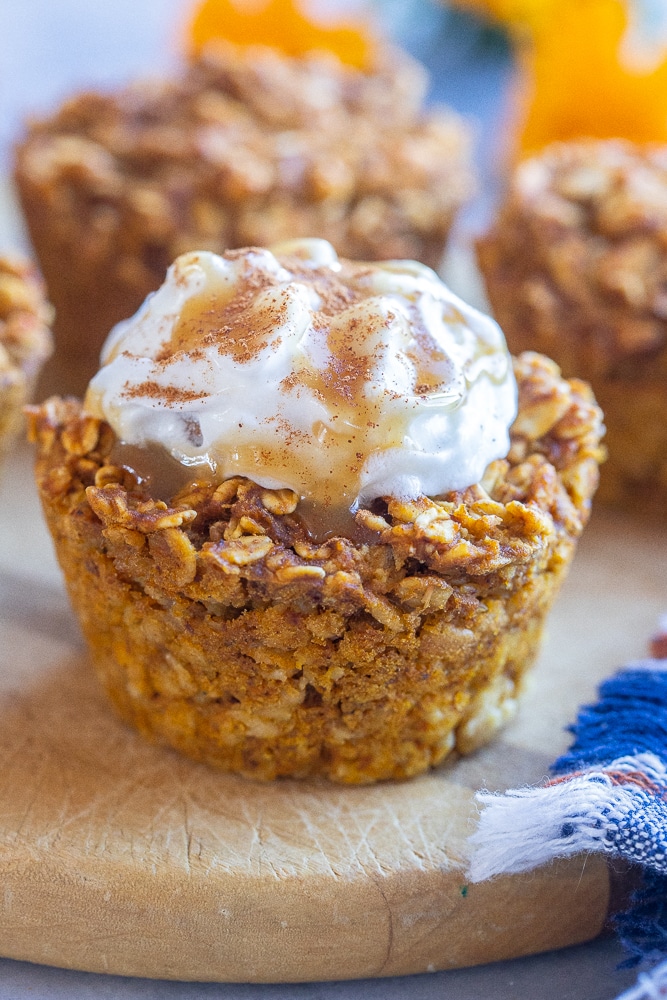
[554,670,667,775]
[547,664,667,971]
[615,869,667,969]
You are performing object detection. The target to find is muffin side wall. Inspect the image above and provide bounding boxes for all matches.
[29,353,604,783]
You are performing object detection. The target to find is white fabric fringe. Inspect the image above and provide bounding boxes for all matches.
[616,958,667,999]
[467,753,666,883]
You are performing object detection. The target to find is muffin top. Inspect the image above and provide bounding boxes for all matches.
[482,139,667,376]
[84,239,517,524]
[15,41,472,271]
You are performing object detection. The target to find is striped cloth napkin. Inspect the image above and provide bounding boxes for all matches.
[468,615,667,1000]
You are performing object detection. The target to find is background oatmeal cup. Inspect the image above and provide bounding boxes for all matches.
[0,254,52,469]
[14,40,474,396]
[477,139,667,516]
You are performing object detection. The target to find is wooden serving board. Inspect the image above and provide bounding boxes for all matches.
[0,442,664,983]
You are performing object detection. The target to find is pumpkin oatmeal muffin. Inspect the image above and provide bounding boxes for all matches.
[28,240,603,783]
[477,139,667,514]
[0,254,52,468]
[14,40,473,396]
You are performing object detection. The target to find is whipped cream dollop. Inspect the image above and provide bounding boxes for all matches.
[85,239,517,513]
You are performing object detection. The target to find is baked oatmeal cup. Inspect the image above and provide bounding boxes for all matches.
[28,240,603,783]
[0,254,52,468]
[477,139,667,515]
[15,40,473,396]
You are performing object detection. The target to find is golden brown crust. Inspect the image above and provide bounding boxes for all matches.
[477,139,667,513]
[28,353,603,782]
[0,254,52,465]
[15,43,473,396]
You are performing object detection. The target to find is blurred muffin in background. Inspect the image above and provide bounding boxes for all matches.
[14,37,474,396]
[0,254,52,469]
[477,138,667,515]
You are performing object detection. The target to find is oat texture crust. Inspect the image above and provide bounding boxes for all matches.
[478,139,667,514]
[29,353,603,783]
[0,254,52,467]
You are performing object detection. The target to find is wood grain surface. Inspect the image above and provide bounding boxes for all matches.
[0,442,664,982]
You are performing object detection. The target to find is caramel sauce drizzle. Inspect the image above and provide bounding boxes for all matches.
[113,252,462,539]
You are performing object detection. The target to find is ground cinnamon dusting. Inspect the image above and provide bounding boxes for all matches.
[85,243,518,524]
[123,380,207,404]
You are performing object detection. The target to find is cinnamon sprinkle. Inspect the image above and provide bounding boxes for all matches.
[122,380,208,404]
